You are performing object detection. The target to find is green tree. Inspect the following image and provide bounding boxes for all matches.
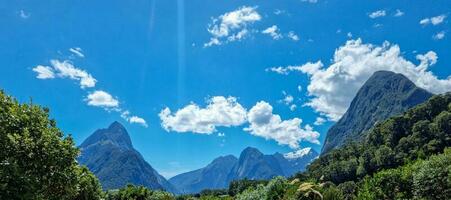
[412,149,451,199]
[72,166,103,200]
[0,90,80,199]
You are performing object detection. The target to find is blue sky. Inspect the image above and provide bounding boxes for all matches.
[1,0,450,178]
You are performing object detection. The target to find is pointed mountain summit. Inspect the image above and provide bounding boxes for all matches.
[229,147,283,180]
[78,122,178,193]
[80,121,132,150]
[321,71,433,155]
[169,155,238,194]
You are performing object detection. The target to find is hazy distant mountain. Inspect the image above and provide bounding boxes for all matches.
[228,147,284,181]
[169,147,318,194]
[78,122,178,193]
[321,71,433,155]
[168,155,238,194]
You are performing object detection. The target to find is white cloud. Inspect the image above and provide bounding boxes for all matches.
[217,132,225,137]
[269,39,451,121]
[347,32,353,38]
[314,117,326,126]
[51,60,96,88]
[159,96,247,134]
[86,90,119,108]
[244,101,320,149]
[287,31,300,41]
[433,31,446,40]
[297,85,302,92]
[289,104,297,111]
[281,91,294,105]
[19,10,30,19]
[394,9,404,17]
[69,47,85,58]
[204,6,261,47]
[32,60,96,88]
[420,14,447,26]
[369,10,386,19]
[121,111,148,127]
[32,65,55,79]
[262,25,283,40]
[266,61,324,75]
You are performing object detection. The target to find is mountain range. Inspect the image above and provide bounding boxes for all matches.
[169,147,318,194]
[321,71,433,154]
[78,70,435,194]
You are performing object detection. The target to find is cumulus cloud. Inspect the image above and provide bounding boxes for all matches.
[433,31,446,40]
[287,31,300,41]
[32,59,96,88]
[369,10,386,18]
[244,101,320,149]
[268,39,451,121]
[32,65,55,79]
[85,90,119,108]
[121,111,148,127]
[262,25,283,40]
[420,14,447,26]
[159,97,320,149]
[204,6,261,47]
[159,96,247,134]
[69,47,85,58]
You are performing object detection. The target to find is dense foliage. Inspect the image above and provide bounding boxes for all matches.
[306,93,451,184]
[105,184,174,200]
[0,90,102,200]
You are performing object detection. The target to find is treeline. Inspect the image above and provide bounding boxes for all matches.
[1,89,450,200]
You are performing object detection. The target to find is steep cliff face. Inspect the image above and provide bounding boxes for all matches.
[78,122,178,193]
[321,71,433,155]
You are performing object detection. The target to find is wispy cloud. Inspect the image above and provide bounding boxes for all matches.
[262,25,283,40]
[32,59,96,88]
[420,14,447,26]
[287,31,299,41]
[433,31,446,40]
[69,47,85,58]
[19,10,30,19]
[394,9,404,17]
[369,10,386,19]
